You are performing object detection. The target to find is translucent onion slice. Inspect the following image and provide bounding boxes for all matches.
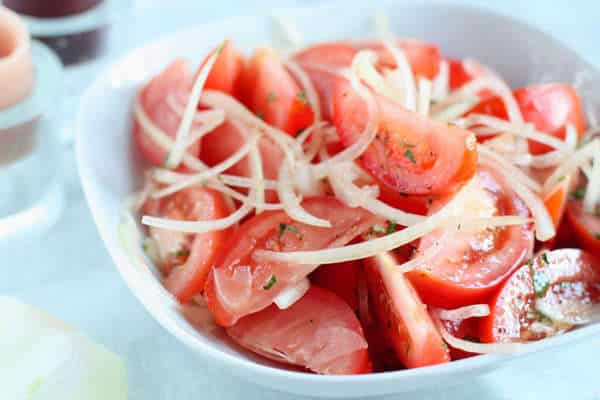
[133,95,206,172]
[142,202,253,234]
[417,78,432,116]
[312,74,379,179]
[152,136,256,199]
[583,145,600,213]
[277,163,331,228]
[543,139,599,193]
[165,45,221,168]
[437,304,490,321]
[352,50,403,104]
[273,278,310,309]
[285,59,322,122]
[431,59,449,102]
[434,314,524,354]
[248,138,266,214]
[535,300,597,326]
[253,214,530,266]
[204,182,284,211]
[526,124,578,169]
[479,153,555,241]
[166,95,226,124]
[432,96,480,122]
[152,169,278,190]
[382,40,417,111]
[478,146,542,192]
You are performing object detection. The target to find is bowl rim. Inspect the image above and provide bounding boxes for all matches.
[75,0,600,389]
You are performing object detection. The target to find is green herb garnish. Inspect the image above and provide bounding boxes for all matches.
[296,90,307,104]
[175,249,190,257]
[267,92,278,103]
[403,149,416,164]
[571,188,586,200]
[386,221,398,235]
[595,233,600,240]
[541,252,550,265]
[263,275,277,290]
[278,223,299,239]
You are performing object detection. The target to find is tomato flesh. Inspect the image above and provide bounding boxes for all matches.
[204,196,381,326]
[311,261,361,312]
[333,77,477,195]
[480,249,600,342]
[227,285,371,374]
[407,166,534,308]
[440,318,480,360]
[133,60,198,166]
[142,187,231,303]
[566,198,600,254]
[200,40,245,96]
[238,47,314,136]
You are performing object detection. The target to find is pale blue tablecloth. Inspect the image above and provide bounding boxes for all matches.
[2,1,599,399]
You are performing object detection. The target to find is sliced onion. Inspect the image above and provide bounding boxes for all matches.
[382,40,417,111]
[431,59,449,102]
[277,163,331,228]
[312,74,379,179]
[142,202,253,234]
[273,278,310,309]
[437,304,490,321]
[165,45,221,168]
[352,50,403,104]
[152,136,256,199]
[204,182,283,211]
[417,78,432,116]
[253,214,530,266]
[543,139,599,193]
[432,96,480,122]
[535,300,599,326]
[434,314,524,354]
[166,95,225,124]
[152,168,278,191]
[583,144,600,213]
[248,138,266,214]
[285,59,322,123]
[478,146,542,192]
[133,95,206,172]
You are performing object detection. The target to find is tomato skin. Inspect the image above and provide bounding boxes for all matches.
[364,253,450,369]
[407,167,535,308]
[133,60,197,166]
[227,285,371,375]
[332,77,477,195]
[440,318,480,360]
[480,249,600,343]
[204,196,381,327]
[566,199,600,254]
[142,188,231,303]
[448,58,489,91]
[200,40,245,96]
[311,261,360,312]
[238,47,314,136]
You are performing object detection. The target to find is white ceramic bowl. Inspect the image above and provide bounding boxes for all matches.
[76,1,600,397]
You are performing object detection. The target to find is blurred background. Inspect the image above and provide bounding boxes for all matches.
[1,1,599,399]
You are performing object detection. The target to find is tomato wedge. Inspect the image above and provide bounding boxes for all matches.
[480,249,600,342]
[440,318,480,360]
[133,60,198,166]
[355,39,440,79]
[468,84,586,154]
[566,197,600,254]
[332,77,477,195]
[142,187,231,303]
[199,40,245,96]
[407,166,534,308]
[311,260,361,312]
[238,47,314,136]
[364,252,450,368]
[204,196,381,326]
[448,58,488,91]
[227,285,371,375]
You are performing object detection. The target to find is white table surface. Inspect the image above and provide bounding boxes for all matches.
[2,1,600,399]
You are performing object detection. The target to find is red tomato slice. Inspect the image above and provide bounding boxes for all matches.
[480,249,600,342]
[204,196,381,326]
[544,175,573,229]
[200,120,283,202]
[133,60,198,166]
[311,261,361,312]
[332,77,477,195]
[407,166,535,308]
[440,318,480,360]
[364,252,450,368]
[468,84,586,154]
[566,198,600,254]
[355,39,440,79]
[227,285,371,375]
[142,187,231,303]
[199,40,245,96]
[238,47,314,136]
[448,58,488,91]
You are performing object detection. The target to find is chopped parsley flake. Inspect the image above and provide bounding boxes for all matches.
[530,263,550,298]
[541,252,550,265]
[595,233,600,240]
[263,275,277,290]
[404,149,416,164]
[386,221,398,235]
[267,92,278,103]
[256,110,265,120]
[296,90,308,104]
[278,223,299,239]
[175,249,190,257]
[571,188,586,200]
